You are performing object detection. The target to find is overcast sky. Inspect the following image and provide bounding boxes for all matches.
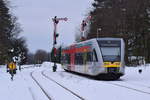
[11,0,93,53]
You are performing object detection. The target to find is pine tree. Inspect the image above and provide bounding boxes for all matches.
[0,0,27,64]
[86,0,150,64]
[0,0,12,63]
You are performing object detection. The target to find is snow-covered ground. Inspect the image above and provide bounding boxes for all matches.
[0,62,150,100]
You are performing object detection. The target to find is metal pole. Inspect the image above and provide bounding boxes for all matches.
[97,28,101,38]
[52,16,57,72]
[52,16,68,72]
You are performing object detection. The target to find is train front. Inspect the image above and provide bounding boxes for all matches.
[97,38,125,80]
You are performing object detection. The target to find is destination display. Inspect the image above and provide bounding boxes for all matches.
[98,40,121,47]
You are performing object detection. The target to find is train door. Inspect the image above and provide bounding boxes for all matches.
[70,53,75,71]
[66,54,71,70]
[83,52,87,73]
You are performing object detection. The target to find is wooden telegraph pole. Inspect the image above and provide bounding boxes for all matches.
[52,16,68,72]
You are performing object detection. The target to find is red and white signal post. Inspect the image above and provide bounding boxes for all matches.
[52,16,68,72]
[81,16,91,40]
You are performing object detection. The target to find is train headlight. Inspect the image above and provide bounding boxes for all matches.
[103,62,111,67]
[104,62,111,65]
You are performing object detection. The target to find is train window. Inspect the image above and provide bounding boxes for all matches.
[61,54,65,63]
[63,54,70,64]
[79,53,83,65]
[101,47,121,61]
[64,54,68,64]
[67,54,70,64]
[87,52,92,62]
[93,49,98,62]
[75,53,84,65]
[75,53,79,64]
[101,47,120,56]
[75,53,79,65]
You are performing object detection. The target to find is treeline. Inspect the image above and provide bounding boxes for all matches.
[77,0,150,64]
[0,0,28,64]
[27,49,51,64]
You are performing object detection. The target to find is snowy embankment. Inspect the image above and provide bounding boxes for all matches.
[43,63,150,100]
[0,62,150,100]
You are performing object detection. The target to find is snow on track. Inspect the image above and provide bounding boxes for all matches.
[103,81,150,95]
[43,63,150,100]
[42,70,85,100]
[31,68,82,100]
[18,66,50,100]
[30,71,52,100]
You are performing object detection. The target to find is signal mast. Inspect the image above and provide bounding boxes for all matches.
[81,16,91,41]
[52,16,68,72]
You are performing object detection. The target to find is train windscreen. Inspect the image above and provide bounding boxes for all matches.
[98,40,121,62]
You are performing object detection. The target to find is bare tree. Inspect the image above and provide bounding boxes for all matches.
[34,49,49,64]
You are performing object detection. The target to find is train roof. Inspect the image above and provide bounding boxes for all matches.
[62,37,123,49]
[96,37,123,41]
[75,37,123,45]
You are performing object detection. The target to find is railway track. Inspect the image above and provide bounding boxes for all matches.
[104,81,150,95]
[30,71,52,100]
[121,81,150,89]
[41,70,85,100]
[20,71,36,100]
[30,68,150,99]
[30,69,86,100]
